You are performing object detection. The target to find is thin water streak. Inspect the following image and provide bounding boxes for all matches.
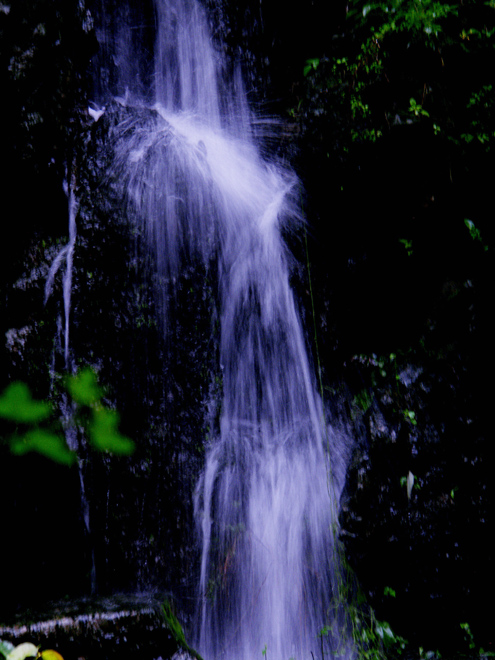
[44,169,97,595]
[45,170,78,371]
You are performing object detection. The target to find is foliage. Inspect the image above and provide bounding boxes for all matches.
[324,561,408,660]
[293,0,495,170]
[324,558,495,660]
[458,622,495,659]
[161,600,204,660]
[0,367,134,465]
[464,219,488,250]
[348,0,458,39]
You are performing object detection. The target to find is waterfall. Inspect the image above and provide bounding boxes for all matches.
[93,0,353,657]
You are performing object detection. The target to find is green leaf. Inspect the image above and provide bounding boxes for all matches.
[162,599,186,645]
[6,643,39,660]
[353,388,373,413]
[89,408,134,454]
[464,218,481,241]
[403,409,417,425]
[399,238,413,256]
[66,368,103,406]
[10,429,77,466]
[303,58,320,76]
[0,382,52,423]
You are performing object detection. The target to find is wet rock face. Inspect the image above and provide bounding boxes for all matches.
[0,600,184,660]
[1,105,217,618]
[300,106,494,652]
[338,343,493,653]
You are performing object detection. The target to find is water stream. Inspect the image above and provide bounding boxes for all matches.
[91,0,353,657]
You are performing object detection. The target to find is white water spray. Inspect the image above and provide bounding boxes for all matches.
[101,0,353,657]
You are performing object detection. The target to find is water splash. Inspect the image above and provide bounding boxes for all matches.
[97,0,354,657]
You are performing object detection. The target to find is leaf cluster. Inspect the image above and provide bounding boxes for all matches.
[294,0,495,157]
[324,571,408,660]
[161,601,204,660]
[0,368,134,465]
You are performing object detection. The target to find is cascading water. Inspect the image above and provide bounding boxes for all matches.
[93,0,353,657]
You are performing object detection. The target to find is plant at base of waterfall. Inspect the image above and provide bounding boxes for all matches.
[323,560,408,660]
[330,600,407,660]
[330,563,494,660]
[351,608,407,660]
[161,600,204,660]
[0,367,134,465]
[0,641,63,660]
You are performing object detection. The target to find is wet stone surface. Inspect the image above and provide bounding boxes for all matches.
[0,596,193,660]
